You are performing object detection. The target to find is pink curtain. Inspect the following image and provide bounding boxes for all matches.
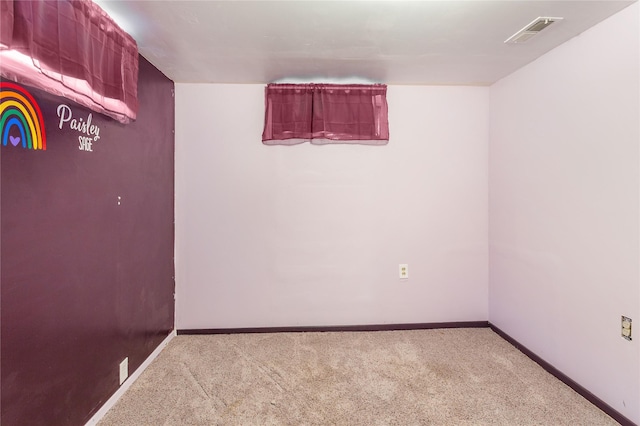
[0,0,13,48]
[0,0,138,123]
[312,84,388,143]
[263,83,389,145]
[262,84,314,143]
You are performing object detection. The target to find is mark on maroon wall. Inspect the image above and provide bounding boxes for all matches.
[1,57,175,426]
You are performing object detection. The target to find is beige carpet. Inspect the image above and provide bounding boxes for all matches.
[99,328,618,425]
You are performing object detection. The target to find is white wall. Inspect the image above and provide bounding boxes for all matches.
[489,3,639,423]
[176,85,489,329]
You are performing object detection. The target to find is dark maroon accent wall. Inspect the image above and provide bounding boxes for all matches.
[1,57,175,425]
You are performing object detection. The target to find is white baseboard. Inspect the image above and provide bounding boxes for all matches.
[84,330,177,426]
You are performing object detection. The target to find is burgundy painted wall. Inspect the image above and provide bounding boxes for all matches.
[1,57,175,425]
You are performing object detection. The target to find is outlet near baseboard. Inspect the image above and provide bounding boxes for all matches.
[399,264,408,279]
[119,357,129,385]
[621,316,632,341]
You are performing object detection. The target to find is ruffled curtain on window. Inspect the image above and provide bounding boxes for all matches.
[262,83,389,145]
[262,84,314,143]
[0,0,138,123]
[0,0,13,48]
[312,84,388,143]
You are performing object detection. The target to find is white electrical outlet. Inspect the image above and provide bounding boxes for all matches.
[399,264,408,279]
[119,357,129,385]
[621,316,632,341]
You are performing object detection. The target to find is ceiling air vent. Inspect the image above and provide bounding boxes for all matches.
[505,17,563,44]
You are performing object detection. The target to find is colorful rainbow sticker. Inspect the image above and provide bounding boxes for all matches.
[0,82,47,150]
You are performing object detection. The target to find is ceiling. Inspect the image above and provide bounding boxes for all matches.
[94,0,636,86]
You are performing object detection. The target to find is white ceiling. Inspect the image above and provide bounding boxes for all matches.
[95,0,636,86]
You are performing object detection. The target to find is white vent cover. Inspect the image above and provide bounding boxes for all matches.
[505,17,563,44]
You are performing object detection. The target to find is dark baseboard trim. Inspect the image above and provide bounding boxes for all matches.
[489,323,636,426]
[177,321,489,335]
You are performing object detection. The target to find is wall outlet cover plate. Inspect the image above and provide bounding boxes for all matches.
[119,357,129,385]
[621,316,632,341]
[399,264,409,279]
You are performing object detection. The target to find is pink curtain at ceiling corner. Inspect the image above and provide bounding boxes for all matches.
[0,0,13,47]
[262,83,389,145]
[262,83,314,144]
[1,0,138,123]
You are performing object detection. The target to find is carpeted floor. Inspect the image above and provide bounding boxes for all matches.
[98,328,618,425]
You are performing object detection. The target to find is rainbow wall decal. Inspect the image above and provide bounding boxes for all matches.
[0,82,46,150]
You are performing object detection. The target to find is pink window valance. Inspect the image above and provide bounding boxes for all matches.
[0,0,138,123]
[262,83,389,145]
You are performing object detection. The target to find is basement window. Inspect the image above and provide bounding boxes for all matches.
[262,83,389,145]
